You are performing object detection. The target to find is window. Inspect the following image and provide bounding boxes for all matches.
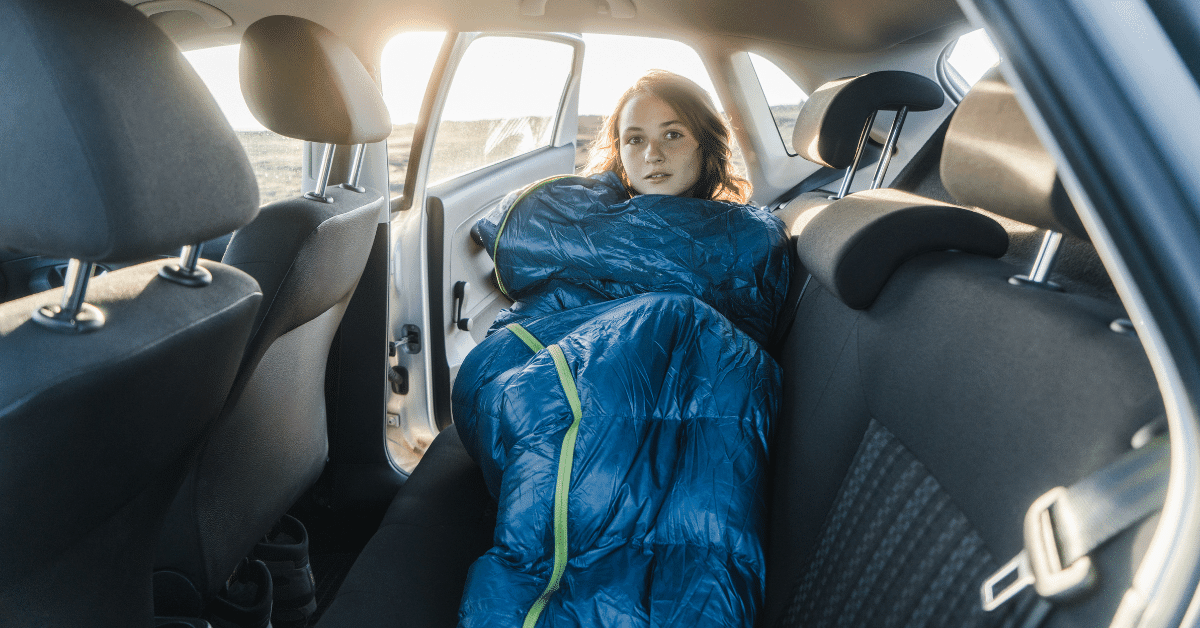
[380,32,447,199]
[748,53,807,155]
[427,36,575,185]
[577,34,747,175]
[183,45,302,205]
[939,29,1001,101]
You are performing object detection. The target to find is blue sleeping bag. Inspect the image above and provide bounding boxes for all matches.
[453,171,791,627]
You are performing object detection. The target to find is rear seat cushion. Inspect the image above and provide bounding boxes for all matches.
[315,425,495,628]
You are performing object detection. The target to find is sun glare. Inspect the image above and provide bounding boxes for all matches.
[182,45,266,132]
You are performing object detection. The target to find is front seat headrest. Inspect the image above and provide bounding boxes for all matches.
[940,68,1088,240]
[0,0,260,263]
[792,71,945,169]
[240,15,392,145]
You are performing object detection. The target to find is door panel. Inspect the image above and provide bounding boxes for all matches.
[387,32,584,472]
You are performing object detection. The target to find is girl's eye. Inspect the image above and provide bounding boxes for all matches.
[665,130,684,140]
[626,136,643,145]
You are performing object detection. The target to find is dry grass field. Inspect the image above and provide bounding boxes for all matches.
[237,107,782,206]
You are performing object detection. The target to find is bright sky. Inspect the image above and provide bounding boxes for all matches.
[183,29,1000,131]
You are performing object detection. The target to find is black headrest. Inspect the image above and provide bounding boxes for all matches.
[240,16,391,145]
[793,71,945,168]
[0,0,259,263]
[795,189,1008,309]
[941,69,1087,239]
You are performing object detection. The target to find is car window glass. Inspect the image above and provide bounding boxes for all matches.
[946,29,1000,87]
[576,34,747,176]
[380,31,447,199]
[748,53,807,155]
[426,36,574,185]
[183,45,302,205]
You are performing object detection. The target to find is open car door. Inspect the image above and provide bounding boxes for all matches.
[387,32,585,472]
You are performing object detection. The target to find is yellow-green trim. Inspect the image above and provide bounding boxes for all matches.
[492,175,574,299]
[506,323,545,353]
[521,343,583,628]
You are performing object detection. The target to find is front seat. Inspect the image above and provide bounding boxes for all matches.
[0,0,263,625]
[155,14,392,609]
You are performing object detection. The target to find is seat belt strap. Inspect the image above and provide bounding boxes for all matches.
[982,435,1168,612]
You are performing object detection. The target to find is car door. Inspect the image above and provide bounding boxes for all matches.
[387,32,584,472]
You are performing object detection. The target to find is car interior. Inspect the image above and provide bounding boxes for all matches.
[1,0,1197,627]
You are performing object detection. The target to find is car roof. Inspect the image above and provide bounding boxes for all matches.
[131,0,970,60]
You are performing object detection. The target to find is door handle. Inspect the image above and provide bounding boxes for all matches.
[452,281,471,332]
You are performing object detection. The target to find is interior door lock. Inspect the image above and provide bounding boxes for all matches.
[452,281,471,332]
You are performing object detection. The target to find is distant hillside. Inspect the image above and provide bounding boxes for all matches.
[236,110,771,205]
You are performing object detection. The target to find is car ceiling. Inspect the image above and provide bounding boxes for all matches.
[130,0,969,56]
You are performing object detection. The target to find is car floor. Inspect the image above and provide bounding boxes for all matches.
[289,499,387,626]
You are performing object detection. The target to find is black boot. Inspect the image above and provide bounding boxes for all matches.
[252,515,317,628]
[207,558,273,628]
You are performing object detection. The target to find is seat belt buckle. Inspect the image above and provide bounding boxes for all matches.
[1023,486,1096,600]
[981,487,1097,611]
[981,550,1034,611]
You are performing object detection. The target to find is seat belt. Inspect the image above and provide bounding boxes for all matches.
[981,434,1169,614]
[766,249,810,359]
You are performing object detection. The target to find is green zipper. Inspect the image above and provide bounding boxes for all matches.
[491,175,574,299]
[506,323,583,628]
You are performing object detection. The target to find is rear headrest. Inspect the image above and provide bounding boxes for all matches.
[941,69,1087,239]
[793,71,945,168]
[0,0,259,263]
[795,189,1008,309]
[240,16,391,145]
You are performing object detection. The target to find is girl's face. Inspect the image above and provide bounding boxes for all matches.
[617,93,702,197]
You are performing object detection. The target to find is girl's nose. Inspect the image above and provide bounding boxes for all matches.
[645,142,664,162]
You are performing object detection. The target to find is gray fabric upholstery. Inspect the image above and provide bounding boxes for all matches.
[794,189,1008,309]
[240,15,392,145]
[0,0,258,263]
[765,253,1162,628]
[793,71,945,168]
[779,419,1044,627]
[941,69,1088,239]
[157,187,383,595]
[0,262,261,627]
[225,187,385,383]
[155,15,388,598]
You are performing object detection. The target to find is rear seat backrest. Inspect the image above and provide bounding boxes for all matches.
[764,73,1163,627]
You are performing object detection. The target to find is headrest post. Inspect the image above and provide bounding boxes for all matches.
[158,243,214,287]
[1009,230,1064,290]
[870,106,909,190]
[32,259,105,334]
[339,144,367,193]
[304,143,335,203]
[834,110,877,200]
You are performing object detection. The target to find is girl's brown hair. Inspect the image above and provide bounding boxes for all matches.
[582,70,751,203]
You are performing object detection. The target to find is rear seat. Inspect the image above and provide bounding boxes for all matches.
[764,70,1162,627]
[317,71,1163,628]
